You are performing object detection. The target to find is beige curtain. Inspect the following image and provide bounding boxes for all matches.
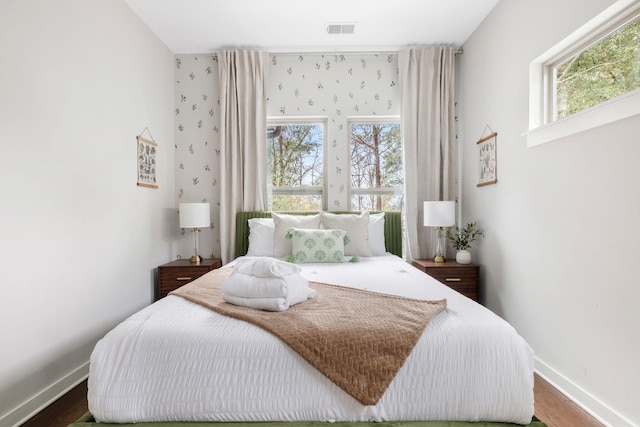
[398,47,457,261]
[218,50,269,263]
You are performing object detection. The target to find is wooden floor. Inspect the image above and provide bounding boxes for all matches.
[20,374,604,427]
[533,375,604,427]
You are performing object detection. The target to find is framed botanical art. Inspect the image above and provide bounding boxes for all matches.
[137,134,158,189]
[477,132,497,187]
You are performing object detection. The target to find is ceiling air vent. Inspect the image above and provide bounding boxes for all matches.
[326,23,356,35]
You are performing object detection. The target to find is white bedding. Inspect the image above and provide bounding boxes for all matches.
[88,255,534,424]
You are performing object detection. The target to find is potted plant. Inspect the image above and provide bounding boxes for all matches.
[445,222,484,264]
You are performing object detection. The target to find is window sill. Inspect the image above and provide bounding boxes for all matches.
[525,88,640,148]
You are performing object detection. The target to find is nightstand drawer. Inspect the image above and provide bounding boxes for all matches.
[424,269,477,285]
[157,259,222,300]
[411,259,480,302]
[159,267,209,288]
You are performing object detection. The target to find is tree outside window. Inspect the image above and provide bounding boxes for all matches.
[350,120,403,211]
[555,15,640,119]
[267,123,324,211]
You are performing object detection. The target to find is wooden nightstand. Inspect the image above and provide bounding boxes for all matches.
[411,259,479,301]
[157,258,222,300]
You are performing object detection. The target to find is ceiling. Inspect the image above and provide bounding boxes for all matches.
[124,0,499,54]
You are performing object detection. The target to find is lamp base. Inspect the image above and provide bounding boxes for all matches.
[189,228,202,264]
[433,226,446,263]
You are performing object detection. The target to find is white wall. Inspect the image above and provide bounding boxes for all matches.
[459,1,639,425]
[0,1,176,425]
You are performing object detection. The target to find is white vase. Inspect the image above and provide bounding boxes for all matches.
[456,250,471,264]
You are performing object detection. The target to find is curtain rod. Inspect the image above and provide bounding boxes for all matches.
[266,48,463,56]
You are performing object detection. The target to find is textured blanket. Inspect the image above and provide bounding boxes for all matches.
[170,267,446,406]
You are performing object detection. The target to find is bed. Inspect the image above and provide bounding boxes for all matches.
[81,211,541,427]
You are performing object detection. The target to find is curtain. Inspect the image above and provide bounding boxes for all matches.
[398,47,457,261]
[218,50,269,263]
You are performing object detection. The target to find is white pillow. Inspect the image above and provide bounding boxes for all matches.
[368,212,386,255]
[320,211,372,257]
[246,218,275,256]
[286,228,349,263]
[272,213,322,258]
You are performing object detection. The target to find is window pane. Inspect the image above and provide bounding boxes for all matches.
[267,124,323,187]
[267,123,324,211]
[270,194,322,212]
[555,16,640,119]
[350,122,403,211]
[350,193,403,211]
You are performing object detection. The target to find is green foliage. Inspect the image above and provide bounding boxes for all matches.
[269,194,322,212]
[267,124,324,211]
[267,124,323,187]
[446,222,485,251]
[350,193,403,211]
[556,17,640,118]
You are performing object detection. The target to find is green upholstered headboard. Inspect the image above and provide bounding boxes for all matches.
[235,211,402,259]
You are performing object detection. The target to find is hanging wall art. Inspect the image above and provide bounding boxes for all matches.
[136,128,158,189]
[476,129,497,187]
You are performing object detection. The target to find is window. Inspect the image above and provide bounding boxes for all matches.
[527,1,640,147]
[554,15,640,120]
[349,118,403,211]
[267,118,325,211]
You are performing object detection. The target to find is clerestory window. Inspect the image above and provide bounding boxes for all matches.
[554,14,640,120]
[527,1,640,147]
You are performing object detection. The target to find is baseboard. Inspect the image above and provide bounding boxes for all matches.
[535,357,634,427]
[0,361,89,427]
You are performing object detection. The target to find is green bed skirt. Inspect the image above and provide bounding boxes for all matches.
[69,413,547,427]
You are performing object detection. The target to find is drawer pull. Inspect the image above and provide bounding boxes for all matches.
[445,278,461,282]
[177,277,192,281]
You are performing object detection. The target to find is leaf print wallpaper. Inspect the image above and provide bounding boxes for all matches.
[174,52,399,259]
[174,54,220,260]
[268,53,400,210]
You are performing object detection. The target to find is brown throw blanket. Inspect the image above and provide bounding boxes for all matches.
[170,267,446,406]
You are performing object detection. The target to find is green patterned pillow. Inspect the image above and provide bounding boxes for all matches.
[285,228,351,263]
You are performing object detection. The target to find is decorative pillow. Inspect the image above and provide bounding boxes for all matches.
[320,211,372,257]
[368,212,386,255]
[285,228,350,263]
[272,213,321,258]
[246,218,275,256]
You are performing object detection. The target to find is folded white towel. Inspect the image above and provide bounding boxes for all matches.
[222,294,288,312]
[222,287,316,312]
[221,272,311,300]
[222,258,315,311]
[234,257,302,278]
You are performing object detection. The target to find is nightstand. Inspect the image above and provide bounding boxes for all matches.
[411,259,479,301]
[157,258,222,300]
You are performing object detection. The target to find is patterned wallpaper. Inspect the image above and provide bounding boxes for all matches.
[268,53,400,209]
[174,54,220,260]
[173,52,399,259]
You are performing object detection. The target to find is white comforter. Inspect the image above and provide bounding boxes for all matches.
[88,255,534,424]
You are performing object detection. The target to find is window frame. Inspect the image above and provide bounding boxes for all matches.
[347,116,403,211]
[266,116,328,211]
[527,0,640,147]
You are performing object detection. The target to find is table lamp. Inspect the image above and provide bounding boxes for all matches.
[179,202,210,264]
[423,201,455,263]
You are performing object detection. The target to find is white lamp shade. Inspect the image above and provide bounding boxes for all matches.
[423,201,455,227]
[179,203,210,228]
